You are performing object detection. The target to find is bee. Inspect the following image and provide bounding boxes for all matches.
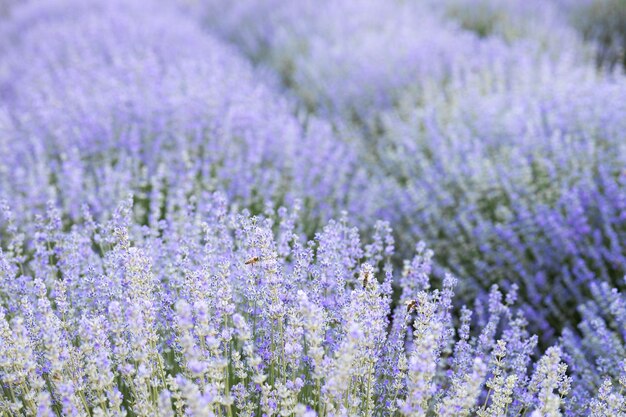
[362,270,370,288]
[50,373,63,384]
[405,299,417,313]
[245,256,260,265]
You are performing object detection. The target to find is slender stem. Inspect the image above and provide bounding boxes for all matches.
[78,390,93,417]
[364,362,373,417]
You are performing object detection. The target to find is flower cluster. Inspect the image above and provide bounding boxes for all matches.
[183,0,626,337]
[0,0,374,230]
[380,67,626,339]
[0,196,574,416]
[188,0,585,122]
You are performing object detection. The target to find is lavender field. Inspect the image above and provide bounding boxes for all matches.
[1,0,626,415]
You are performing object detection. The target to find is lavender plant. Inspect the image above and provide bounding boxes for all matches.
[561,281,626,415]
[0,195,574,416]
[379,67,626,339]
[187,0,626,338]
[187,0,584,123]
[0,0,376,233]
[0,0,624,415]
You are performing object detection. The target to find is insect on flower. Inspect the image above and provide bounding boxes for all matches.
[362,270,370,288]
[405,299,418,313]
[245,256,260,265]
[50,373,63,384]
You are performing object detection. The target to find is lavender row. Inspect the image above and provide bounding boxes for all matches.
[187,0,589,122]
[0,196,579,416]
[0,0,379,233]
[0,0,624,414]
[188,0,626,334]
[381,67,626,339]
